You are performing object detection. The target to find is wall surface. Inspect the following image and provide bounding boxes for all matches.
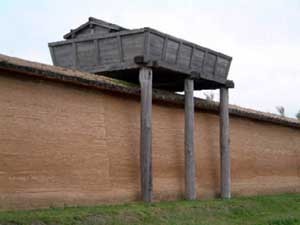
[0,71,299,210]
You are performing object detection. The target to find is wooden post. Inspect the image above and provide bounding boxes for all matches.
[219,87,231,199]
[184,78,196,200]
[139,67,153,202]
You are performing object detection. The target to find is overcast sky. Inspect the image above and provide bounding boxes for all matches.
[0,0,299,118]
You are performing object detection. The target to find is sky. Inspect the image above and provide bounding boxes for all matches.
[0,0,299,118]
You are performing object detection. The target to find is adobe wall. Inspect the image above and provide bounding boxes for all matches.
[0,71,299,210]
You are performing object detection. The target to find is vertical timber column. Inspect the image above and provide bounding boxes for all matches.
[219,87,231,199]
[139,67,153,202]
[184,78,196,200]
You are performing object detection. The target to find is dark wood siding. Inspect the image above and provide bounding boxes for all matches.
[122,33,144,62]
[149,33,164,59]
[77,40,97,67]
[178,44,192,68]
[53,44,73,68]
[99,37,120,65]
[49,28,232,87]
[165,39,179,63]
[190,49,205,71]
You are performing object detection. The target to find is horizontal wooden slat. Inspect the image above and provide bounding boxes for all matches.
[165,39,179,63]
[77,40,97,68]
[121,33,144,62]
[49,27,232,85]
[177,44,192,68]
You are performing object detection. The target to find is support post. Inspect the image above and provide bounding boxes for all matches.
[139,67,153,202]
[184,78,196,200]
[219,87,231,199]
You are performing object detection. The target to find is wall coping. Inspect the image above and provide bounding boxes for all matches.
[0,53,299,129]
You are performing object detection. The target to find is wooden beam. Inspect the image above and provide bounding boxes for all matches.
[72,42,77,69]
[139,67,153,202]
[219,87,231,199]
[94,39,101,65]
[184,78,196,200]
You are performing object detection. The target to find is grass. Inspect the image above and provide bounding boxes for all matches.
[0,194,299,225]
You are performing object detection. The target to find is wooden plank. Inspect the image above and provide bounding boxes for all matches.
[190,48,205,72]
[148,32,165,59]
[139,67,153,202]
[177,44,192,68]
[219,87,231,199]
[122,33,145,62]
[213,55,218,77]
[165,40,179,63]
[77,40,97,68]
[51,44,73,68]
[184,78,196,200]
[175,41,182,64]
[225,58,232,78]
[188,46,195,69]
[143,30,150,61]
[50,27,232,61]
[72,42,77,68]
[85,61,138,74]
[98,37,119,65]
[49,46,57,65]
[200,50,208,75]
[148,28,232,60]
[117,35,124,62]
[94,39,101,65]
[50,28,146,47]
[49,27,232,86]
[89,23,95,34]
[161,37,168,60]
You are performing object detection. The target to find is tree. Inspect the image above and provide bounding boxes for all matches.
[296,110,300,120]
[204,92,214,101]
[276,106,285,117]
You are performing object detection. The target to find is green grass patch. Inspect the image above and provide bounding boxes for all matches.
[0,194,299,225]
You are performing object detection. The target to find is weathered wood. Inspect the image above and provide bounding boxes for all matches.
[188,46,195,69]
[89,23,95,34]
[161,37,168,60]
[148,32,164,59]
[94,40,101,65]
[213,55,218,76]
[190,48,205,71]
[200,50,208,78]
[177,44,192,68]
[165,39,179,63]
[175,41,182,64]
[99,37,120,65]
[139,67,153,202]
[122,34,145,62]
[64,17,127,40]
[77,40,96,67]
[51,28,232,80]
[49,21,233,90]
[49,46,57,66]
[203,53,217,78]
[184,78,196,200]
[143,30,150,61]
[220,87,231,199]
[51,44,73,68]
[117,35,124,62]
[72,42,77,68]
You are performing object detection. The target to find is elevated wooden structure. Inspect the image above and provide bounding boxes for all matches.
[49,18,234,202]
[49,18,233,91]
